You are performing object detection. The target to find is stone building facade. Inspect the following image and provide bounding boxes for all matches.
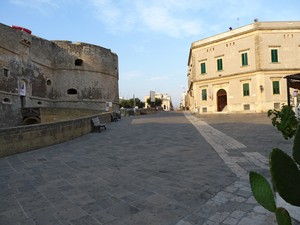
[0,23,119,127]
[187,21,300,114]
[144,93,172,111]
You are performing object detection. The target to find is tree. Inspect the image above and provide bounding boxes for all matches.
[146,98,162,108]
[119,99,130,108]
[138,101,145,108]
[120,98,145,108]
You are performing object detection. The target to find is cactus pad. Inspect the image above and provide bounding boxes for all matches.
[275,207,292,225]
[270,148,300,206]
[292,125,300,165]
[249,171,276,212]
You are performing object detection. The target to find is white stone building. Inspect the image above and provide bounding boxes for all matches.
[187,21,300,114]
[144,93,172,111]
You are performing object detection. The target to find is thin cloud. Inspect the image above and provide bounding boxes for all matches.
[90,0,136,33]
[138,4,201,38]
[89,0,204,38]
[88,0,268,38]
[148,76,169,81]
[122,70,143,80]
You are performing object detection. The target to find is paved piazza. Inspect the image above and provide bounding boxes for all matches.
[0,111,298,225]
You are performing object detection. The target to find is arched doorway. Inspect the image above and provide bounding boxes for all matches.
[217,89,227,112]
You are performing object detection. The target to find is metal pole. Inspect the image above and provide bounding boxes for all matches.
[287,78,291,106]
[133,94,136,115]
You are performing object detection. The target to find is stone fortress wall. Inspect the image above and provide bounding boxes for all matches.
[0,23,119,127]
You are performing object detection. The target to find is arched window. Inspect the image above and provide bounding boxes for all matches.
[67,88,78,95]
[75,59,83,66]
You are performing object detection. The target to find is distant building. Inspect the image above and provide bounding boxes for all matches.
[0,23,119,127]
[187,21,300,114]
[180,90,187,110]
[144,93,172,111]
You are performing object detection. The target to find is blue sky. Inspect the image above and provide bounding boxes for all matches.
[1,0,300,107]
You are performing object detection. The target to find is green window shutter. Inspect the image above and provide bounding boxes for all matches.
[202,89,207,100]
[241,53,248,66]
[217,58,223,71]
[243,83,250,96]
[200,63,206,74]
[273,81,280,94]
[271,49,278,63]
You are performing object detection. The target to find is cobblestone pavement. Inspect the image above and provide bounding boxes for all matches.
[0,111,298,225]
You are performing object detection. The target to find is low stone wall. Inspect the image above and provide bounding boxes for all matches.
[40,107,103,123]
[0,112,111,158]
[120,108,157,117]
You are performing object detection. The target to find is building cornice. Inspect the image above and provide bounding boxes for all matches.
[191,21,300,51]
[192,68,300,84]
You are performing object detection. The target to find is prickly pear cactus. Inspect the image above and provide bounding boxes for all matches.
[249,171,292,225]
[275,208,292,225]
[249,171,276,212]
[270,148,300,206]
[292,125,300,165]
[249,124,300,225]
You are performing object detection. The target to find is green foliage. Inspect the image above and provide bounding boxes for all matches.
[249,124,300,225]
[267,105,298,140]
[146,98,162,107]
[120,99,131,108]
[249,172,276,212]
[138,101,145,108]
[155,98,162,107]
[120,98,144,109]
[275,208,292,225]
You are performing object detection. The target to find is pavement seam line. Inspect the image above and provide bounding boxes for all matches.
[183,112,247,178]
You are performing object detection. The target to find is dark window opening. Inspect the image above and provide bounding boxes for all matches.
[241,53,248,66]
[273,81,280,94]
[46,79,52,86]
[271,49,278,63]
[202,89,207,101]
[243,83,250,96]
[37,101,42,105]
[274,103,280,109]
[200,62,206,74]
[217,58,223,71]
[3,98,11,103]
[23,117,40,125]
[244,104,250,110]
[4,68,9,77]
[75,59,83,66]
[67,88,78,95]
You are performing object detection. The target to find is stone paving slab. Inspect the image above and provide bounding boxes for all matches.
[0,111,298,225]
[181,112,299,225]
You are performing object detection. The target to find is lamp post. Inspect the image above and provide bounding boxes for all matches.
[133,94,136,116]
[293,90,299,119]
